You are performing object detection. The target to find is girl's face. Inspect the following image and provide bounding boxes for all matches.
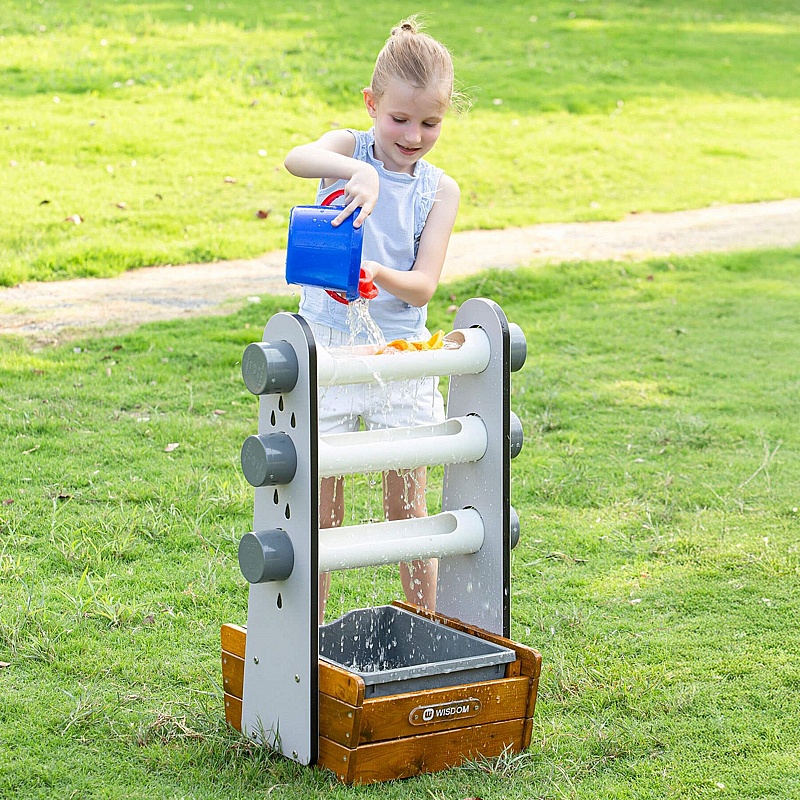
[364,80,448,174]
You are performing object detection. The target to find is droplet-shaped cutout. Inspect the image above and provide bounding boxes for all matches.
[276,593,283,609]
[270,410,276,426]
[278,396,285,411]
[284,504,291,520]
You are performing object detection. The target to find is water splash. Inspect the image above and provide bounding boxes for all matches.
[346,298,384,348]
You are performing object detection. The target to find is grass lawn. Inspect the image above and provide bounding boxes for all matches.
[2,247,799,798]
[2,0,800,284]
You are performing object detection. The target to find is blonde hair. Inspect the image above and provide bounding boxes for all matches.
[369,16,464,111]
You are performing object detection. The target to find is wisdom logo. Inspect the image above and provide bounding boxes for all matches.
[409,698,482,726]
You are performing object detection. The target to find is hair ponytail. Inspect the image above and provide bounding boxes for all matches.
[392,17,421,36]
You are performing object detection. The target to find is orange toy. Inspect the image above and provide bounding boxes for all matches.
[378,330,445,354]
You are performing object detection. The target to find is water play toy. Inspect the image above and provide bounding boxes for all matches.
[221,298,542,783]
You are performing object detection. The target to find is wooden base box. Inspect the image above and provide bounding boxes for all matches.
[221,602,542,784]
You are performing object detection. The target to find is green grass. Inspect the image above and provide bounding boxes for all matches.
[2,247,799,798]
[2,0,800,284]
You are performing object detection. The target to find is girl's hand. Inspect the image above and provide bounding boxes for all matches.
[361,260,383,282]
[332,164,380,228]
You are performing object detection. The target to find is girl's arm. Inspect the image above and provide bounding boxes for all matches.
[365,174,460,308]
[284,130,379,228]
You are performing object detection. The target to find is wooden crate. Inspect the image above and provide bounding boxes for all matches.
[221,601,542,784]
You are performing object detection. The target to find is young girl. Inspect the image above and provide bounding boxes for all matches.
[284,17,461,622]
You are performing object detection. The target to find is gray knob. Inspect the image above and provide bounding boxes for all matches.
[509,411,524,459]
[242,341,298,395]
[241,433,297,486]
[509,505,521,550]
[508,323,527,372]
[239,529,294,583]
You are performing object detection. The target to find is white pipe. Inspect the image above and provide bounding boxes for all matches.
[315,328,491,387]
[317,415,487,478]
[318,508,484,572]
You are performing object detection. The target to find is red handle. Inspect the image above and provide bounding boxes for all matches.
[321,189,345,207]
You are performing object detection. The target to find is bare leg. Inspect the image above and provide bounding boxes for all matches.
[383,467,438,611]
[319,475,344,624]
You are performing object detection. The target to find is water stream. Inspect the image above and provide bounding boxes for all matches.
[322,297,442,631]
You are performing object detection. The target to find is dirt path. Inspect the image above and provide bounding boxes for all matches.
[2,199,799,344]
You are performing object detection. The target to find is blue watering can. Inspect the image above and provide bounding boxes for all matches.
[285,191,378,303]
